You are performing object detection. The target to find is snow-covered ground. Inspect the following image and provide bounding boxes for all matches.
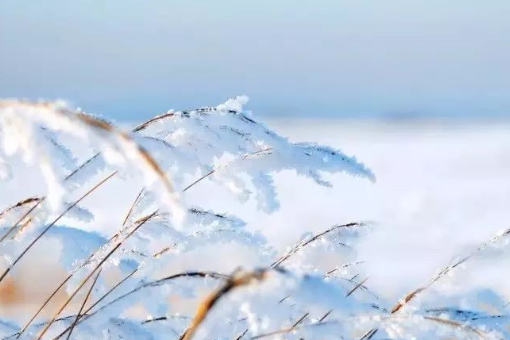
[2,110,510,338]
[262,119,510,300]
[3,118,510,301]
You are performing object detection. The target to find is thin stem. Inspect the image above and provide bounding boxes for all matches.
[345,277,369,298]
[0,171,117,285]
[0,198,44,246]
[271,222,364,268]
[121,188,145,226]
[182,148,273,193]
[65,269,102,340]
[54,271,226,340]
[179,269,273,340]
[34,211,156,340]
[52,268,139,340]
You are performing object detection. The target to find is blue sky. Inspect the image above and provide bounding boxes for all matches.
[1,0,509,120]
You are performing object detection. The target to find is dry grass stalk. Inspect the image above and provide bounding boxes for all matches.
[64,153,101,181]
[292,313,309,328]
[132,112,177,132]
[17,181,154,338]
[1,105,184,337]
[1,100,181,214]
[422,316,486,338]
[358,227,510,339]
[65,269,102,340]
[11,217,34,239]
[0,171,117,285]
[16,233,120,339]
[121,188,146,226]
[271,222,364,268]
[391,226,510,314]
[233,328,249,340]
[52,268,140,340]
[325,261,365,277]
[250,312,489,340]
[319,310,333,322]
[179,269,272,340]
[140,316,172,325]
[0,197,41,221]
[235,269,366,340]
[374,315,488,339]
[0,197,43,245]
[345,277,370,298]
[16,273,73,339]
[90,271,228,317]
[359,328,378,340]
[79,268,138,315]
[238,311,309,340]
[51,182,223,340]
[54,271,227,340]
[34,211,157,340]
[1,152,104,247]
[132,104,247,133]
[248,321,335,340]
[182,148,273,193]
[3,149,107,251]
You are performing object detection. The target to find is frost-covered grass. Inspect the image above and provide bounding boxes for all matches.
[0,98,509,340]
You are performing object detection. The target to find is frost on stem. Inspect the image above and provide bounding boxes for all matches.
[0,100,184,226]
[131,95,375,212]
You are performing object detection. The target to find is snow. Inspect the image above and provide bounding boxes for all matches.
[1,97,510,339]
[266,119,510,299]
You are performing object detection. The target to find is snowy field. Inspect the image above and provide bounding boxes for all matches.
[1,102,510,339]
[265,119,510,300]
[3,117,510,300]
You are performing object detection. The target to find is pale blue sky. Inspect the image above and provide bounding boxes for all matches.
[1,0,509,120]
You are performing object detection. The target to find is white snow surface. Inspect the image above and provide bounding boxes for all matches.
[1,97,510,339]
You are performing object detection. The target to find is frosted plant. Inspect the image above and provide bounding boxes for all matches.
[0,96,508,340]
[0,100,183,223]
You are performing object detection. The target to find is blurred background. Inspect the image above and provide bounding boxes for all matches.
[2,0,510,301]
[1,0,509,120]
